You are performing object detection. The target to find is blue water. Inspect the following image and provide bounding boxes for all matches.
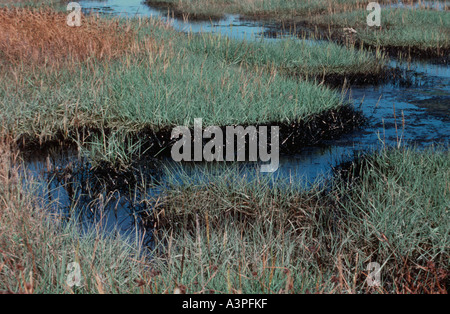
[79,0,287,41]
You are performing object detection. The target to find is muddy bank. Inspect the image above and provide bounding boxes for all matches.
[299,66,407,88]
[329,31,450,64]
[282,20,450,63]
[18,104,364,169]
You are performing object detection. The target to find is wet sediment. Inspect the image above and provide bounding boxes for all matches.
[19,104,365,171]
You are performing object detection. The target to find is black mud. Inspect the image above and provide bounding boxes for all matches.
[19,104,365,171]
[302,66,409,88]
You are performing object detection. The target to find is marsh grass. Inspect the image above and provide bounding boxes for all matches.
[0,8,377,167]
[333,147,449,293]
[315,8,450,55]
[146,0,396,20]
[0,3,448,294]
[186,31,387,80]
[147,1,449,57]
[0,138,154,294]
[1,49,344,139]
[1,134,448,293]
[145,147,449,293]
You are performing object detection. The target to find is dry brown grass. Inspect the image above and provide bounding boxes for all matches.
[0,139,9,186]
[0,7,143,66]
[0,136,34,294]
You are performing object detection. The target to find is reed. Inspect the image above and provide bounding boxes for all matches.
[0,8,145,66]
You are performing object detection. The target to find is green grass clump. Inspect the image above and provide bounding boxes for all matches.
[186,32,386,78]
[146,147,449,293]
[334,147,449,292]
[1,46,343,136]
[317,8,450,51]
[0,213,151,294]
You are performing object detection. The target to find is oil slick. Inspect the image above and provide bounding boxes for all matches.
[171,118,280,173]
